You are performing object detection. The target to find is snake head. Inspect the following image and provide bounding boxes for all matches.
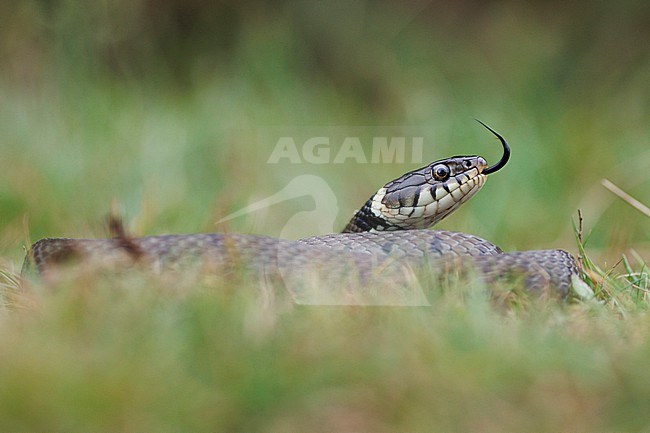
[343,122,510,233]
[371,155,489,230]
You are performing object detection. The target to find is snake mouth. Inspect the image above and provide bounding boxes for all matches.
[475,119,510,175]
[475,157,488,173]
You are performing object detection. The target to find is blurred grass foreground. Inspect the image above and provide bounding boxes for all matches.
[1,0,650,431]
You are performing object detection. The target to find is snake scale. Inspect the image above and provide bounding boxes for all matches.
[23,122,584,304]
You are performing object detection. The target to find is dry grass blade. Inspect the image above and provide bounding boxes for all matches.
[0,267,21,311]
[601,178,650,218]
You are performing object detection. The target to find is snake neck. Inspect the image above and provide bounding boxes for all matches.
[342,198,402,233]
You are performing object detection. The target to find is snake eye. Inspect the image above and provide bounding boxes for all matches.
[463,160,473,169]
[431,164,450,181]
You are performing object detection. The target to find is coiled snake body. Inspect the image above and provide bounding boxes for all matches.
[23,123,584,304]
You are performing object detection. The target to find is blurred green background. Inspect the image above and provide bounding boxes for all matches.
[1,2,650,432]
[1,0,649,264]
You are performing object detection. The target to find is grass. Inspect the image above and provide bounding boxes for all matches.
[1,1,649,431]
[0,245,648,432]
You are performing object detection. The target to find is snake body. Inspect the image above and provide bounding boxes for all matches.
[23,122,584,303]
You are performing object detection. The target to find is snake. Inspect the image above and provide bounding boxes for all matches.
[22,122,585,304]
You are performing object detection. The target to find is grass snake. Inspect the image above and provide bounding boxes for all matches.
[22,122,585,304]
